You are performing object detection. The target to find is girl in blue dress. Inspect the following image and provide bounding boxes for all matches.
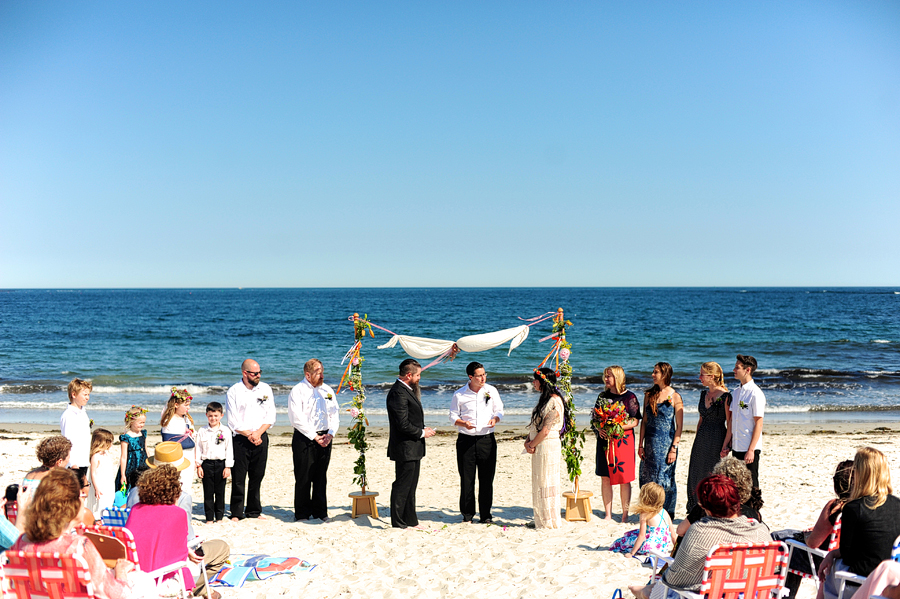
[117,405,149,491]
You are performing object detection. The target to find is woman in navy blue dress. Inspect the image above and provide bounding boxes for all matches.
[638,362,683,519]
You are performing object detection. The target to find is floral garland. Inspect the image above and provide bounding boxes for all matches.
[342,313,373,492]
[543,309,586,495]
[540,308,584,495]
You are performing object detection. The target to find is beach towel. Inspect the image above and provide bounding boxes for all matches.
[209,554,316,588]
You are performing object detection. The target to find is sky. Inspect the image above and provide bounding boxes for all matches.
[1,1,898,288]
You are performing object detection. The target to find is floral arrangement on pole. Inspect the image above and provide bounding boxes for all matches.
[537,308,585,495]
[337,313,375,492]
[555,310,585,495]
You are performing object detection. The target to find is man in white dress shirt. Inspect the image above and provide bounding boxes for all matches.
[449,361,503,523]
[225,358,276,521]
[730,354,765,488]
[287,359,339,522]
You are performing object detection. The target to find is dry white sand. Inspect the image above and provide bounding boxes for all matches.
[2,422,899,599]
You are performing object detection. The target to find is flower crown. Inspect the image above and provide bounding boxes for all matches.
[125,406,149,424]
[533,368,561,391]
[532,368,569,436]
[170,387,192,403]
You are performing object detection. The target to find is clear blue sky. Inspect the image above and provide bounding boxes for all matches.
[1,1,898,287]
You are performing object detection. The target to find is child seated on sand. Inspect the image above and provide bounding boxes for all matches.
[610,482,675,558]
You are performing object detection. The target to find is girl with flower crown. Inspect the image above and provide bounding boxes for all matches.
[118,406,149,492]
[161,387,197,490]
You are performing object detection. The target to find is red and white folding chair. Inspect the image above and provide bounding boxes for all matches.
[2,550,97,599]
[785,513,842,591]
[660,541,789,599]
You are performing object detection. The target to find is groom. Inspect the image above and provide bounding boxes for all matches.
[386,358,436,528]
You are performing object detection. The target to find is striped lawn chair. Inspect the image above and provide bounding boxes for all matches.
[74,523,191,596]
[76,524,140,568]
[4,501,17,526]
[2,550,96,599]
[785,512,842,591]
[836,534,900,599]
[661,541,789,599]
[99,506,130,527]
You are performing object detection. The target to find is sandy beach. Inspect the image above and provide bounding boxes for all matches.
[2,422,898,599]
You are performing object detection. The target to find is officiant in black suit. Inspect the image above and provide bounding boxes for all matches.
[386,358,436,528]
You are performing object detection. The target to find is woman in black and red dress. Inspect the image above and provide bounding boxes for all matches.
[593,365,641,522]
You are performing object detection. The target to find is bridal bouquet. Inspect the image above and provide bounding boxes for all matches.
[591,400,629,441]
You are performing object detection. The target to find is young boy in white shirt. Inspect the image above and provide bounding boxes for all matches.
[729,354,765,488]
[60,378,92,479]
[196,402,234,522]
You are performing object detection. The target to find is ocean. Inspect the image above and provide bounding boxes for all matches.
[1,287,898,429]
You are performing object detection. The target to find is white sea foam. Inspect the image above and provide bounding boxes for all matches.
[91,384,213,395]
[872,339,891,344]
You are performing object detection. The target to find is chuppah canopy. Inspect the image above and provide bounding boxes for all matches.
[376,325,530,360]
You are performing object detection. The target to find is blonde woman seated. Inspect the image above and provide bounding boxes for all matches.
[8,467,154,599]
[817,447,900,599]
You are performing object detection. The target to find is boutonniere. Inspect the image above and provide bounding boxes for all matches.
[216,430,225,445]
[739,400,748,410]
[325,393,334,401]
[89,418,94,429]
[483,391,492,404]
[257,394,270,405]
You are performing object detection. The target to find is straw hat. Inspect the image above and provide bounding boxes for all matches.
[146,441,190,471]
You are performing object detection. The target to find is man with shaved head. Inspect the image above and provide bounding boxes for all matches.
[225,358,276,520]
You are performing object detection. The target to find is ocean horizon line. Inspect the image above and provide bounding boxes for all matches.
[3,286,899,291]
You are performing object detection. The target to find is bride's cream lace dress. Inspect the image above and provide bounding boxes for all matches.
[529,395,563,529]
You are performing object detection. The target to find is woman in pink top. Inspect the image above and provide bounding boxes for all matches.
[126,465,193,593]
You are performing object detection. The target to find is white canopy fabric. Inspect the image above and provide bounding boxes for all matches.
[377,325,530,359]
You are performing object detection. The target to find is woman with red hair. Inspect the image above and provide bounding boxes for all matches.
[629,475,772,599]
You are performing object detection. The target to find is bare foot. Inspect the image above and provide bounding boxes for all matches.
[230,517,239,522]
[256,514,269,520]
[621,512,630,523]
[603,514,613,521]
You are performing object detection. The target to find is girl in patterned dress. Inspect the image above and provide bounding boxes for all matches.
[610,482,675,558]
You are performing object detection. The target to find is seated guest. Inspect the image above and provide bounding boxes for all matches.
[775,459,853,599]
[629,475,772,599]
[0,509,18,551]
[71,466,97,527]
[817,447,900,599]
[127,441,228,599]
[126,463,194,596]
[16,435,72,533]
[850,561,900,599]
[9,467,143,599]
[675,455,761,542]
